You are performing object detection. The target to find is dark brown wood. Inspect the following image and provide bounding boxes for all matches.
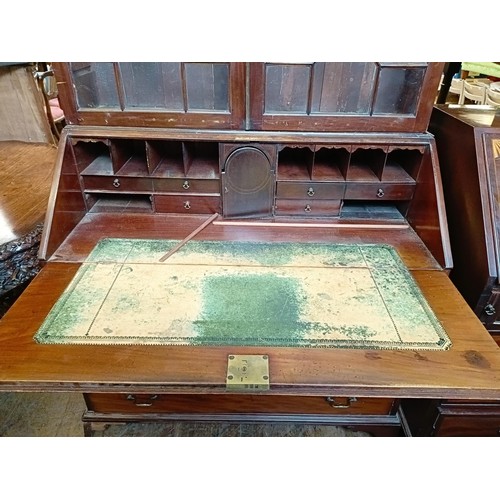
[4,62,500,437]
[84,393,396,415]
[1,213,500,400]
[153,194,220,214]
[53,63,247,130]
[274,199,342,217]
[249,62,444,133]
[220,143,276,219]
[81,410,403,437]
[429,106,500,329]
[402,399,500,436]
[38,126,453,269]
[158,212,219,262]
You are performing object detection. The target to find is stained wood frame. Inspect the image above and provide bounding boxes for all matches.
[53,62,247,130]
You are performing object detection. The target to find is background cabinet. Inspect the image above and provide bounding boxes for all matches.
[429,105,500,344]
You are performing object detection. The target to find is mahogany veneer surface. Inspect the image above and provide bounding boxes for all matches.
[1,213,499,399]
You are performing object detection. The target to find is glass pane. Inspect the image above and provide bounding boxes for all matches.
[373,65,426,115]
[70,62,120,109]
[310,62,376,114]
[119,62,184,110]
[185,63,229,111]
[264,64,311,113]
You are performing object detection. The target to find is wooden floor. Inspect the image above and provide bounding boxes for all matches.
[0,141,57,245]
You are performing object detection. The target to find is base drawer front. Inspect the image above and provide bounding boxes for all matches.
[153,194,220,214]
[436,415,500,437]
[82,175,153,192]
[275,199,342,216]
[344,182,415,200]
[84,393,396,416]
[152,178,220,194]
[276,181,345,200]
[434,401,500,436]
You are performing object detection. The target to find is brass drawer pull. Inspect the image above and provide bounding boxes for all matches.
[304,204,312,213]
[184,201,191,210]
[376,188,385,198]
[112,178,120,188]
[325,396,357,408]
[307,187,315,197]
[182,180,190,190]
[484,304,496,316]
[126,394,159,407]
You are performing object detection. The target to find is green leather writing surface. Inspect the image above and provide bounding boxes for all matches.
[34,238,450,350]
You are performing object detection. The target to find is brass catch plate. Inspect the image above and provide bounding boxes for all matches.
[226,354,270,391]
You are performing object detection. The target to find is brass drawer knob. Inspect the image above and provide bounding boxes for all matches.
[376,188,385,198]
[183,201,191,210]
[113,178,120,188]
[325,396,357,408]
[304,204,312,213]
[307,187,315,197]
[182,180,190,190]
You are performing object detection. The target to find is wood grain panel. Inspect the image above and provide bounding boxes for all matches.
[1,219,499,400]
[0,142,57,244]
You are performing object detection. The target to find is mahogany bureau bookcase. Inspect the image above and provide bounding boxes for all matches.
[1,62,500,437]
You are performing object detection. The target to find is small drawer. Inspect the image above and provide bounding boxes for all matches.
[344,182,415,200]
[275,199,342,216]
[434,400,500,436]
[436,415,500,437]
[152,178,220,193]
[153,194,220,214]
[82,175,152,192]
[276,181,345,200]
[84,393,396,416]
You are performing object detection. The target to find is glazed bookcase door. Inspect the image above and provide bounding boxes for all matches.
[54,62,246,130]
[248,62,444,133]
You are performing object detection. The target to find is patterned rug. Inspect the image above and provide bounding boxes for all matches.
[0,224,43,318]
[35,238,450,350]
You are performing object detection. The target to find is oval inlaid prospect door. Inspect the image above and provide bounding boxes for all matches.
[221,146,275,218]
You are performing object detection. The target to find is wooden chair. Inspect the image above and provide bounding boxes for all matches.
[463,80,487,104]
[486,87,500,107]
[0,64,55,143]
[34,63,65,141]
[449,78,465,104]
